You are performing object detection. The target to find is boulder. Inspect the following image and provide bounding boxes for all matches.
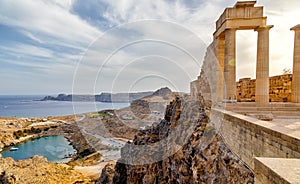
[246,114,273,121]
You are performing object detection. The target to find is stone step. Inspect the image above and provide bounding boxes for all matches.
[254,158,300,184]
[223,102,300,108]
[225,110,300,117]
[225,107,300,111]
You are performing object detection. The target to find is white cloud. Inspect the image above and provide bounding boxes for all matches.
[99,0,300,80]
[1,0,300,94]
[0,44,54,58]
[71,20,205,93]
[1,58,49,69]
[45,0,74,10]
[0,0,101,47]
[19,30,43,44]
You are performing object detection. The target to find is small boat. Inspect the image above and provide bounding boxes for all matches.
[9,147,19,151]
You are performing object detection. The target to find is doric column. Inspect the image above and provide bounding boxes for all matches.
[291,25,300,103]
[255,25,273,104]
[224,29,236,100]
[217,35,225,101]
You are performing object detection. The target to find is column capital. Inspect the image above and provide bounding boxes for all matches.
[255,25,274,32]
[291,24,300,31]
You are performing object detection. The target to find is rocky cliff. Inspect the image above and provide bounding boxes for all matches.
[100,95,254,183]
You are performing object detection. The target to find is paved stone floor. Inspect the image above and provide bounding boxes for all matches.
[221,102,300,139]
[271,118,300,139]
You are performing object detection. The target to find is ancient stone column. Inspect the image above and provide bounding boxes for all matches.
[255,26,273,104]
[217,35,225,101]
[224,29,236,100]
[291,25,300,103]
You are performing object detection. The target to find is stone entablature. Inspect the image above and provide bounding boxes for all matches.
[237,74,293,102]
[214,1,266,38]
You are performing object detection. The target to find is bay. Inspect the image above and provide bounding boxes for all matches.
[1,136,76,163]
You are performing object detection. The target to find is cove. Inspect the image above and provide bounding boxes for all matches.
[0,136,76,163]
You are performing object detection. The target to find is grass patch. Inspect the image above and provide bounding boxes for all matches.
[88,112,110,118]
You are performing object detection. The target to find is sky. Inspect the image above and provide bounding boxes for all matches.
[0,0,299,95]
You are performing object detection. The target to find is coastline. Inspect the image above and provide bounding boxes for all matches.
[0,88,175,182]
[0,115,96,163]
[0,114,100,183]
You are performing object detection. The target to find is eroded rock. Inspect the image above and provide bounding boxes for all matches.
[100,96,254,183]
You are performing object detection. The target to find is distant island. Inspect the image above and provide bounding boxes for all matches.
[41,91,154,103]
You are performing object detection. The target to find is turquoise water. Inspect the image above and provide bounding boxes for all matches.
[1,136,76,163]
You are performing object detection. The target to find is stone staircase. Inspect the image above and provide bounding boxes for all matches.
[221,102,300,117]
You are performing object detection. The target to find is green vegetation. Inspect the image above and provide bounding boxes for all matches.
[31,127,42,134]
[13,127,48,139]
[43,127,50,131]
[88,112,110,118]
[13,130,24,139]
[77,149,95,159]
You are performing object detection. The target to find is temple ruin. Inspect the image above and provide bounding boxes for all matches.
[191,1,300,105]
[190,2,300,183]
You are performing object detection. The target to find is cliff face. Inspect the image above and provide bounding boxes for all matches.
[102,95,254,183]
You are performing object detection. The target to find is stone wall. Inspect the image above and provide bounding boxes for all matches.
[190,40,219,105]
[236,78,256,102]
[211,108,300,170]
[237,74,293,102]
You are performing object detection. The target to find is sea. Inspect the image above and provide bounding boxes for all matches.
[0,95,130,118]
[0,95,129,162]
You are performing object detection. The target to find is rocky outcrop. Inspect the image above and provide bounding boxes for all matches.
[0,166,16,184]
[152,87,172,99]
[42,87,173,103]
[41,92,154,102]
[0,117,31,151]
[0,155,92,183]
[97,92,154,102]
[96,163,116,184]
[101,95,254,183]
[92,87,175,140]
[60,123,97,161]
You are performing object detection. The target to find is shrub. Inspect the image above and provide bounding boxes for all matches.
[13,130,24,139]
[77,149,94,159]
[43,127,50,131]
